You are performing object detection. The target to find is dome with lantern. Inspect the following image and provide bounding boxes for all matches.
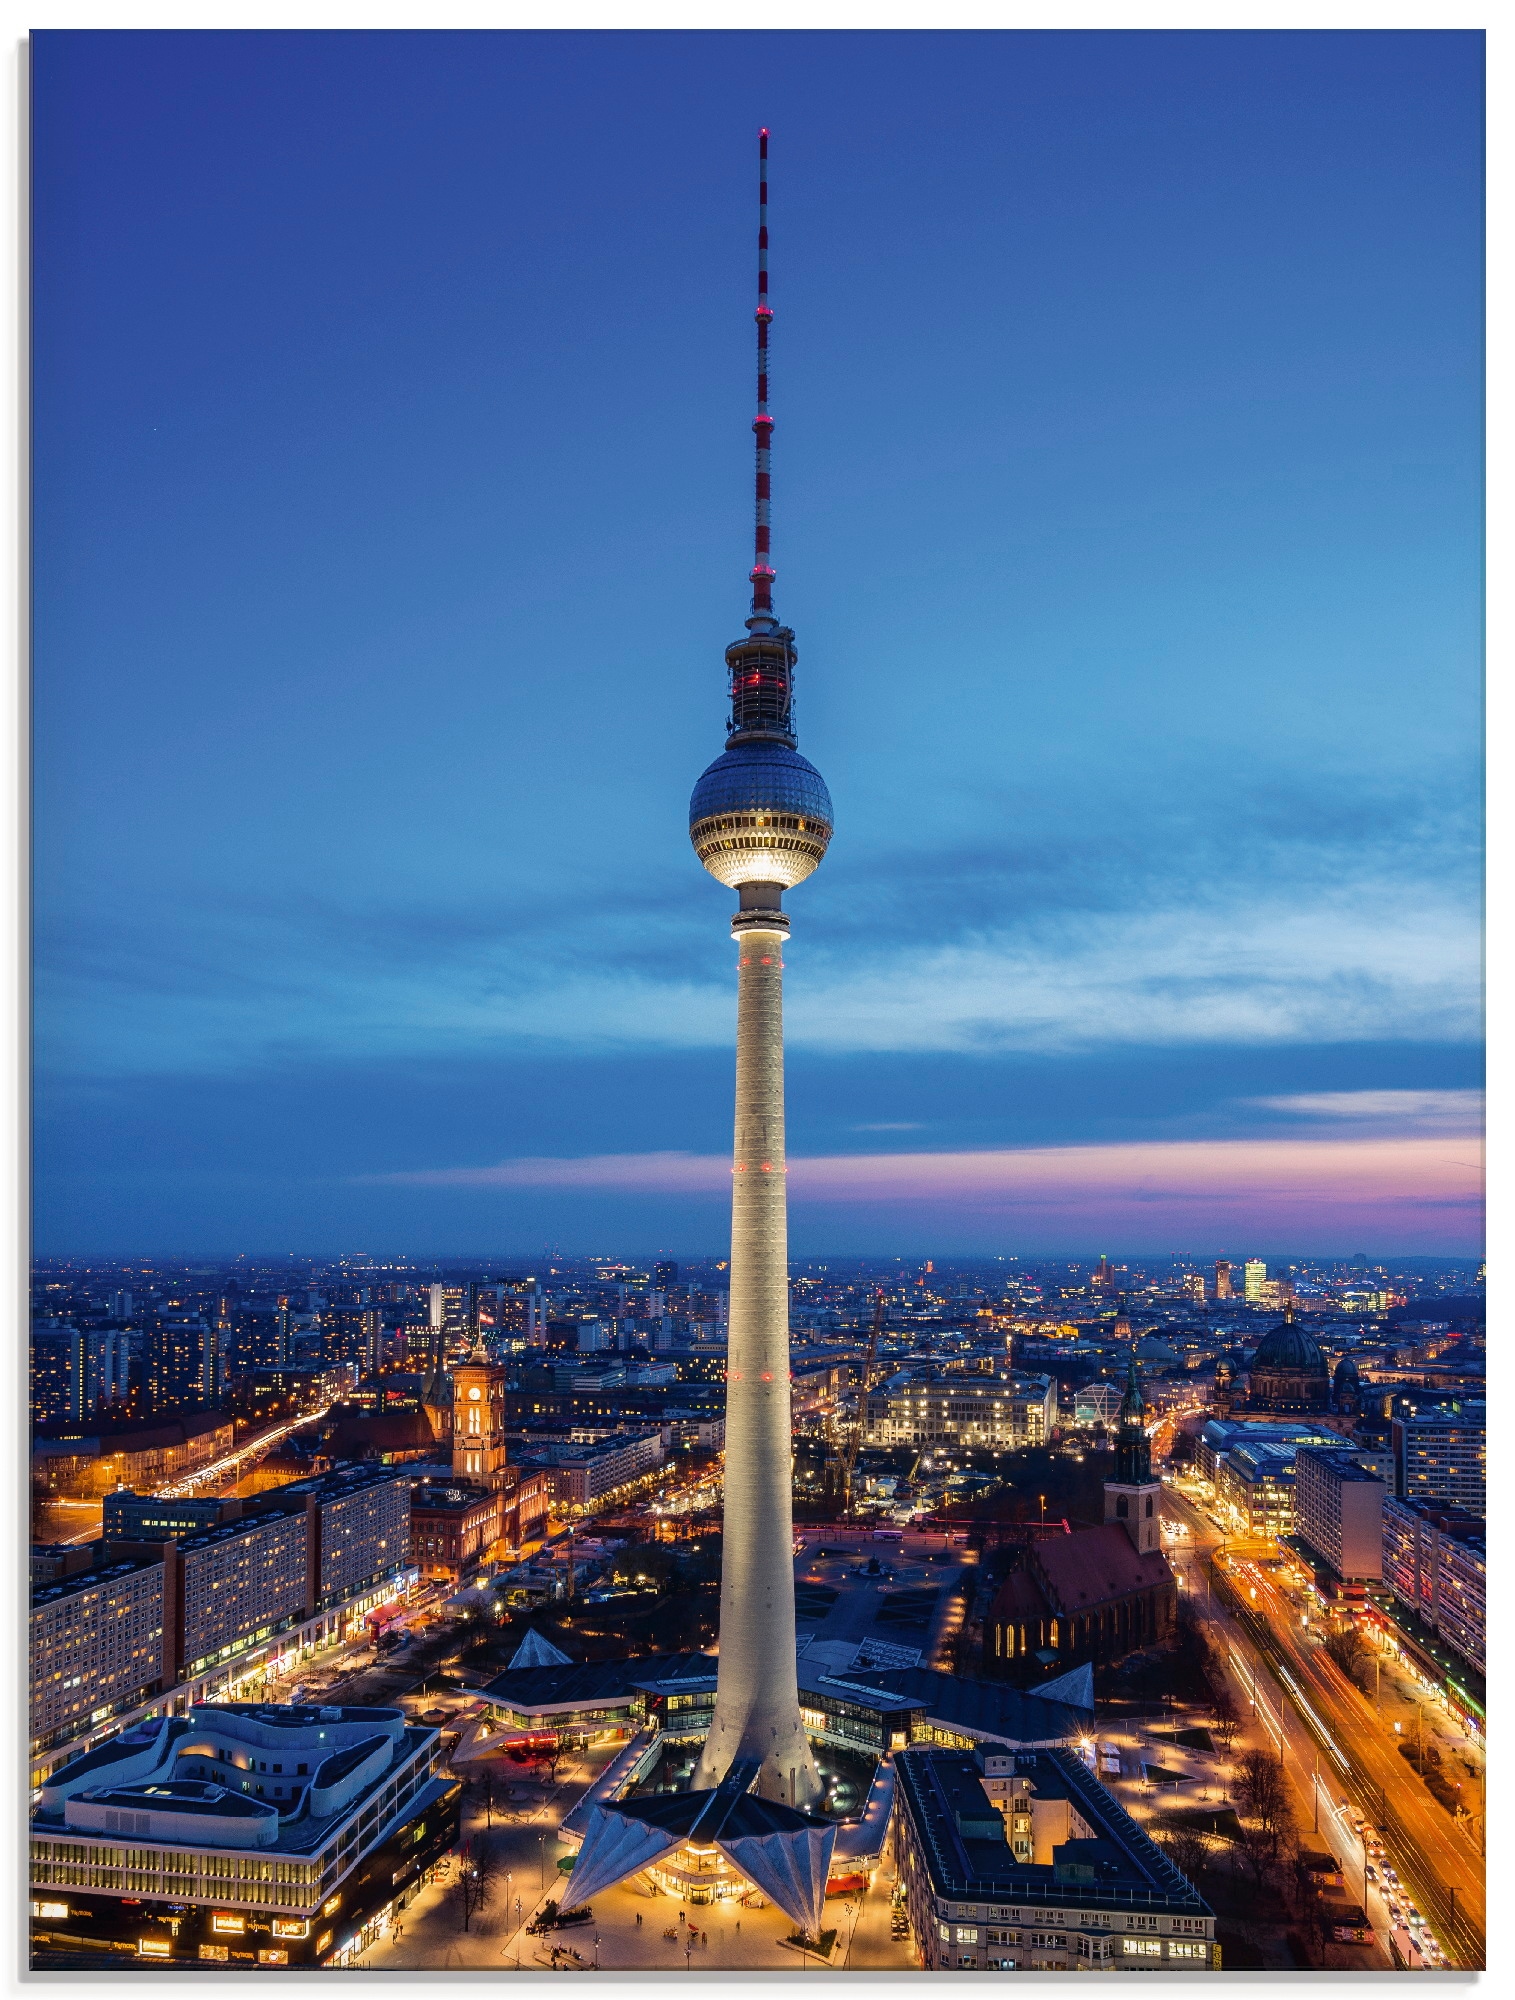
[1245,1304,1330,1414]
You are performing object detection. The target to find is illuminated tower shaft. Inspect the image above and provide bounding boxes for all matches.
[693,896,818,1805]
[689,129,828,1810]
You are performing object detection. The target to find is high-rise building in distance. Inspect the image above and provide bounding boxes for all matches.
[1243,1258,1267,1302]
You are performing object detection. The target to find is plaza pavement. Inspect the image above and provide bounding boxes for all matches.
[351,1740,920,1972]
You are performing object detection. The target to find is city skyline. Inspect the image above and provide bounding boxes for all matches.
[33,30,1482,1254]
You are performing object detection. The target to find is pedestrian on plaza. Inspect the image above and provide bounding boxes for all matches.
[636,1912,642,1927]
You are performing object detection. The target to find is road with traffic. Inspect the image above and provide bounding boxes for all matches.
[1163,1484,1484,1968]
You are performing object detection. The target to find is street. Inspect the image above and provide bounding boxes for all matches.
[1163,1483,1484,1968]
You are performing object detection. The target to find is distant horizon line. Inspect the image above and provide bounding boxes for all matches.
[30,1249,1484,1268]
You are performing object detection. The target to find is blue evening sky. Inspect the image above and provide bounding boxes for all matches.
[32,28,1484,1255]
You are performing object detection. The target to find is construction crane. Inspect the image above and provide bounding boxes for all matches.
[832,1290,886,1520]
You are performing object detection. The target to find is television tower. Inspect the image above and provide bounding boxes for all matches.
[690,129,832,1808]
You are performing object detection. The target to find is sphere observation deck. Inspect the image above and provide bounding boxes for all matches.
[689,738,833,889]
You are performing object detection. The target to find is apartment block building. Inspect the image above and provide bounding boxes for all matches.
[276,1465,411,1610]
[1392,1401,1485,1517]
[1293,1447,1385,1581]
[175,1509,312,1681]
[520,1428,665,1509]
[1381,1496,1485,1674]
[30,1557,167,1749]
[30,1467,414,1769]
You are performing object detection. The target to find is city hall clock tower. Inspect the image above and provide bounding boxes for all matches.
[451,1339,508,1490]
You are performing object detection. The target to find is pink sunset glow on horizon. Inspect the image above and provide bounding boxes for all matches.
[378,1132,1484,1252]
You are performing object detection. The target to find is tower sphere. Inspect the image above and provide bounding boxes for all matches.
[689,738,833,889]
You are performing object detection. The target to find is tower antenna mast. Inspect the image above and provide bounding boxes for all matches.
[751,128,775,624]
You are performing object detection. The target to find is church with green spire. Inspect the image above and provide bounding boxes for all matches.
[1105,1351,1162,1553]
[983,1350,1177,1684]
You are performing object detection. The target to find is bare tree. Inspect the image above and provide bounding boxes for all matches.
[456,1837,500,1932]
[1322,1626,1374,1694]
[1235,1817,1275,1889]
[475,1768,498,1827]
[1233,1748,1299,1891]
[1207,1686,1240,1753]
[1235,1748,1287,1831]
[1157,1826,1210,1885]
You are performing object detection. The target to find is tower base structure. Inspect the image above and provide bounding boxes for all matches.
[560,1755,836,1935]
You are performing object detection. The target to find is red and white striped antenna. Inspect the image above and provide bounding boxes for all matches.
[750,128,775,624]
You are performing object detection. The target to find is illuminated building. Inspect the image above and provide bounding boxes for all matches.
[863,1371,1057,1448]
[1380,1497,1485,1673]
[893,1745,1218,1970]
[30,1557,168,1754]
[408,1481,502,1579]
[986,1360,1175,1679]
[449,1340,508,1488]
[1293,1446,1385,1581]
[1391,1398,1485,1516]
[32,1412,234,1500]
[1242,1304,1330,1414]
[1242,1259,1267,1303]
[29,1703,459,1968]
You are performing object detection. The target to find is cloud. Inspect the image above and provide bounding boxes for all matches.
[373,1132,1482,1229]
[782,892,1479,1055]
[1243,1089,1484,1134]
[36,761,1480,1077]
[38,876,1480,1079]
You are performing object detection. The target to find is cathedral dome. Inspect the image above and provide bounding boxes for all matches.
[1134,1337,1177,1364]
[1246,1306,1330,1414]
[1332,1354,1362,1414]
[1251,1316,1325,1375]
